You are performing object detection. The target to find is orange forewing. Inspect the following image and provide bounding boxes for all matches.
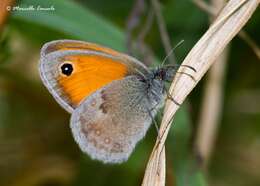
[58,55,128,107]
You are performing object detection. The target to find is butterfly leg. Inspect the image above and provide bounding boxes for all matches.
[169,64,197,81]
[177,64,197,81]
[165,90,181,106]
[179,64,197,72]
[128,93,159,133]
[129,91,162,137]
[172,64,197,72]
[176,71,196,82]
[147,107,159,134]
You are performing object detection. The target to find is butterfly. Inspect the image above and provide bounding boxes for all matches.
[39,40,194,163]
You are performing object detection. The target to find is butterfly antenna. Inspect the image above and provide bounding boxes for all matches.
[161,39,184,67]
[132,67,147,79]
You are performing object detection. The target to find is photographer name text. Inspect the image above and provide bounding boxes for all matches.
[6,5,55,11]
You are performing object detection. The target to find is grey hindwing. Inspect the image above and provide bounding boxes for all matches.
[70,76,163,163]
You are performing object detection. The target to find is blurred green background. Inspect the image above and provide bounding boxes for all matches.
[0,0,259,186]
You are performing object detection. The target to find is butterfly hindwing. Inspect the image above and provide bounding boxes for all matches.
[70,76,157,163]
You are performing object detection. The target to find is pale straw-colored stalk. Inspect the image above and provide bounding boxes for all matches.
[193,0,260,59]
[195,0,228,168]
[142,0,259,185]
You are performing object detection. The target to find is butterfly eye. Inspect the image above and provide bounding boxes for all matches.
[60,63,73,76]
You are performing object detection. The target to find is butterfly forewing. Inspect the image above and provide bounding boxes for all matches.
[39,40,149,113]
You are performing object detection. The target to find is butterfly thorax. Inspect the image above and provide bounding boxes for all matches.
[137,66,177,113]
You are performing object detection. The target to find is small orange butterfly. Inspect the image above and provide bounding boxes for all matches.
[39,40,193,163]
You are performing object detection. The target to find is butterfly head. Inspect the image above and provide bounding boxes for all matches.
[152,65,178,82]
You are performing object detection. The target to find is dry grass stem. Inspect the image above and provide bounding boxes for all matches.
[137,7,156,66]
[239,30,260,59]
[193,0,260,60]
[151,0,176,64]
[142,0,259,185]
[195,49,228,167]
[195,0,228,168]
[126,0,145,55]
